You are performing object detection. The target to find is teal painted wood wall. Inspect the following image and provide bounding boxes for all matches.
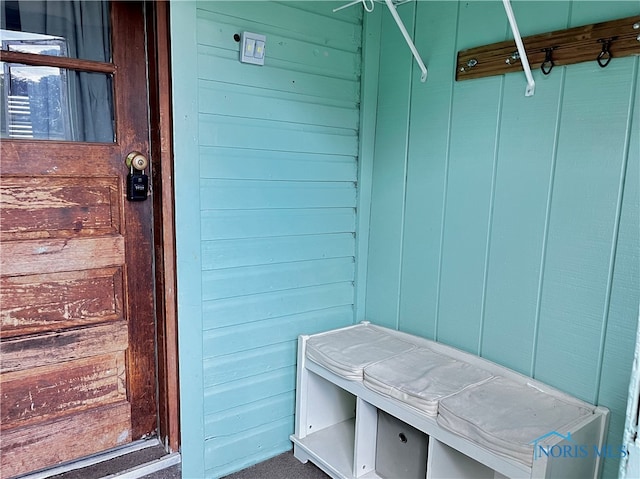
[364,2,639,478]
[171,2,363,477]
[172,1,639,478]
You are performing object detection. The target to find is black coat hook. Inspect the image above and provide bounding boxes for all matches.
[597,37,617,68]
[541,47,556,75]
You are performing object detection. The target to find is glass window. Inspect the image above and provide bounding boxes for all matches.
[1,63,114,142]
[1,1,111,62]
[0,1,114,142]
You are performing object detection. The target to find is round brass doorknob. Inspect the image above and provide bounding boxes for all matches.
[125,151,148,171]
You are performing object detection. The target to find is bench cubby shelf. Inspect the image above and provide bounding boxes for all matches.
[290,323,610,479]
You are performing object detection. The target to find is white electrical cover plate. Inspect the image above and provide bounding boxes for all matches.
[241,32,266,66]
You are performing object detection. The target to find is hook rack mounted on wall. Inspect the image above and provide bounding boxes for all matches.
[456,15,640,83]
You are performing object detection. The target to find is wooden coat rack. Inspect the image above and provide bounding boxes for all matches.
[456,15,640,82]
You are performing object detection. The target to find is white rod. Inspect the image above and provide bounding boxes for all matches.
[333,0,361,13]
[383,0,427,82]
[502,0,535,96]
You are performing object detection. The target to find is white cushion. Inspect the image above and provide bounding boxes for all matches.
[363,347,494,416]
[436,376,595,466]
[305,324,416,381]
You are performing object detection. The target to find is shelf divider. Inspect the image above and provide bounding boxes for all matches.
[354,398,378,477]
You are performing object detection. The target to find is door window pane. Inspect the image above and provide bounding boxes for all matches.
[0,1,114,142]
[1,1,110,62]
[0,63,114,142]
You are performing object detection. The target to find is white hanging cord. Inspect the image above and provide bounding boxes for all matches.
[502,0,535,96]
[333,0,374,13]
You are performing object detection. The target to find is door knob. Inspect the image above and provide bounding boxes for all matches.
[125,151,148,171]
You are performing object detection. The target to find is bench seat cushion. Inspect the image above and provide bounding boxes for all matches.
[305,324,416,381]
[436,376,595,466]
[362,348,494,416]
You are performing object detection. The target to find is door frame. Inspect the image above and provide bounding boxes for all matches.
[145,0,180,452]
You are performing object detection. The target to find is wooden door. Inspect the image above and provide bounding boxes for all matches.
[0,2,157,477]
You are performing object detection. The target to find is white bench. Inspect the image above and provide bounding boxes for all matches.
[290,322,609,479]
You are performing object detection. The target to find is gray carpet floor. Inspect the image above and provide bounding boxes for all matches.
[44,446,326,479]
[221,451,328,479]
[49,444,172,479]
[140,463,182,479]
[140,451,327,479]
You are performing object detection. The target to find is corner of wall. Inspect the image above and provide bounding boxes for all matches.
[354,7,382,324]
[169,1,206,477]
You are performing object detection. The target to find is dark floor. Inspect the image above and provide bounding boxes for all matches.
[220,451,328,479]
[121,452,329,479]
[142,451,328,479]
[140,463,182,479]
[45,447,325,479]
[49,445,167,479]
[50,446,329,479]
[137,451,328,479]
[47,444,180,479]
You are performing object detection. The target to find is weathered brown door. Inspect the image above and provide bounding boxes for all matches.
[0,2,157,477]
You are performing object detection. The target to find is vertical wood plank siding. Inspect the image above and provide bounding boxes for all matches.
[174,2,362,477]
[365,2,639,478]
